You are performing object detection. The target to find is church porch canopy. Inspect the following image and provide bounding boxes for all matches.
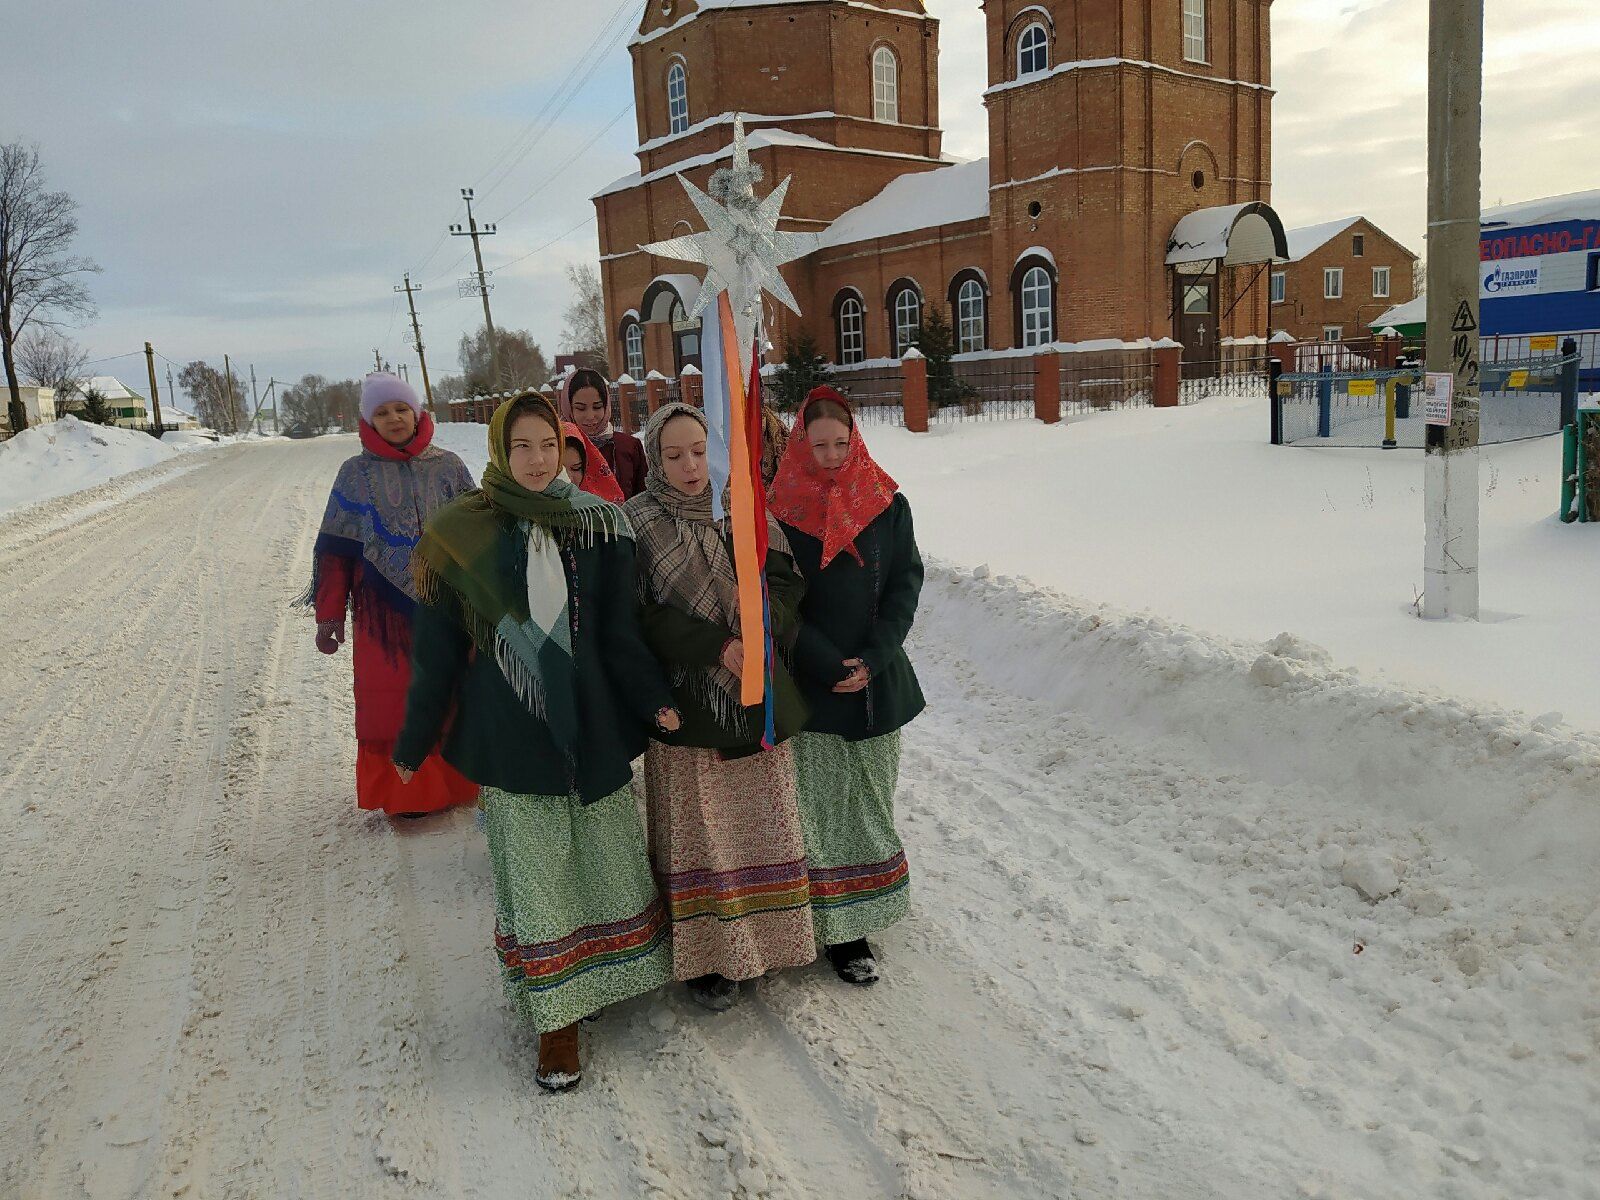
[1166,202,1289,271]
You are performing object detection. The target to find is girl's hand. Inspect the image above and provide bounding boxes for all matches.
[720,638,745,676]
[832,658,870,694]
[394,763,415,784]
[656,707,682,733]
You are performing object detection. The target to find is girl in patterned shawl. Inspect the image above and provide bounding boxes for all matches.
[769,386,925,988]
[623,403,817,1014]
[395,392,681,1092]
[306,372,478,819]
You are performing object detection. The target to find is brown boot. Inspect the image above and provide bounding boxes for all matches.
[536,1023,581,1093]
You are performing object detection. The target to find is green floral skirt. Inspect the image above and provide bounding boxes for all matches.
[792,731,910,946]
[482,785,672,1033]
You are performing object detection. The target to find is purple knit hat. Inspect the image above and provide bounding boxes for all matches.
[360,372,421,422]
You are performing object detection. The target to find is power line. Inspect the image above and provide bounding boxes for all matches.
[495,212,598,272]
[472,0,638,202]
[494,104,633,225]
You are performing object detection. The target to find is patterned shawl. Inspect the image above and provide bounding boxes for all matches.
[563,420,625,504]
[768,386,898,567]
[413,395,629,760]
[302,411,474,657]
[623,402,789,733]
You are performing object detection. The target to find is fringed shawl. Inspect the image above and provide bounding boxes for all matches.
[302,411,474,659]
[623,402,789,735]
[411,395,629,761]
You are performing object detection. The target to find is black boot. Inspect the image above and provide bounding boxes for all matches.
[825,939,880,987]
[686,973,740,1012]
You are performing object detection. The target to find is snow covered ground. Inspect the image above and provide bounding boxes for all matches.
[0,416,207,522]
[864,396,1600,733]
[1,429,1595,1199]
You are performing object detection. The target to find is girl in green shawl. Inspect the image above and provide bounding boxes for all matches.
[394,392,681,1093]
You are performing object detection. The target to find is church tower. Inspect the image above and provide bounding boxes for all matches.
[983,0,1278,356]
[597,0,948,376]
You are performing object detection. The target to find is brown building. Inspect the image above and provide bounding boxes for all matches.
[1270,216,1418,343]
[594,0,1286,379]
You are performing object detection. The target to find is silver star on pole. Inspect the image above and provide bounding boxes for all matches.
[641,115,817,347]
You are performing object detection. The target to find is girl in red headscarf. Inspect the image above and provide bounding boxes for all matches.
[768,386,925,987]
[562,420,626,504]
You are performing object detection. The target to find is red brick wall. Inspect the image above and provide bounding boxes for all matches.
[1273,219,1418,341]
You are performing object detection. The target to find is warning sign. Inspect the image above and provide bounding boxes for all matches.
[1530,335,1558,352]
[1424,373,1454,426]
[1346,379,1378,397]
[1508,369,1530,389]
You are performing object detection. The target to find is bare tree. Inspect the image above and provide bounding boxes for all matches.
[15,327,87,399]
[325,378,361,431]
[178,359,249,434]
[561,262,610,375]
[0,143,99,433]
[280,376,339,438]
[458,326,549,395]
[432,373,467,403]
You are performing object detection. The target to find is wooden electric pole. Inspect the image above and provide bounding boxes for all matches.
[222,353,239,435]
[450,188,500,387]
[144,342,164,435]
[1422,0,1483,620]
[394,272,436,414]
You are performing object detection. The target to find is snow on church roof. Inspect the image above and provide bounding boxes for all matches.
[816,158,990,250]
[1480,189,1600,228]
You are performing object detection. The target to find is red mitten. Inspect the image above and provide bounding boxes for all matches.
[316,619,345,655]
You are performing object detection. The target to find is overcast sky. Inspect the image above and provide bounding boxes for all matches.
[4,0,1596,395]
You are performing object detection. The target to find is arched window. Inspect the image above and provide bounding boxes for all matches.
[1019,264,1054,347]
[949,271,988,354]
[1017,22,1049,76]
[872,47,899,123]
[667,61,689,135]
[833,291,866,365]
[622,319,645,378]
[887,280,922,357]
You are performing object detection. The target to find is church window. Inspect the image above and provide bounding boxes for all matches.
[1183,0,1207,63]
[623,320,645,378]
[667,61,688,134]
[889,283,922,357]
[956,278,987,353]
[1020,265,1054,347]
[1017,22,1049,77]
[836,294,865,365]
[873,47,899,123]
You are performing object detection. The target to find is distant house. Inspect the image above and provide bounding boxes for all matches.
[1270,217,1418,343]
[58,375,151,427]
[0,386,58,432]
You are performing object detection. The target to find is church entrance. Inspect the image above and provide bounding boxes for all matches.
[1174,268,1219,377]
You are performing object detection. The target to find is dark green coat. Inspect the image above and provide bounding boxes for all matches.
[780,493,926,741]
[394,522,675,803]
[639,541,809,757]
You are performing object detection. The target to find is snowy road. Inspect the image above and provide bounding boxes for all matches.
[1,438,1595,1200]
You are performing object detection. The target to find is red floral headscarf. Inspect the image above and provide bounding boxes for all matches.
[768,386,898,567]
[562,420,625,504]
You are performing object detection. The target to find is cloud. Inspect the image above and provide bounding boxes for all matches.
[3,0,1595,386]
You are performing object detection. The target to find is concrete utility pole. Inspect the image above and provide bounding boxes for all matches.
[1422,0,1483,621]
[249,364,260,434]
[144,342,165,435]
[373,348,384,373]
[394,272,436,414]
[222,353,240,435]
[450,188,500,387]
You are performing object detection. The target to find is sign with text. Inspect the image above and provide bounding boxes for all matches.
[1424,373,1454,426]
[1508,369,1530,389]
[1530,334,1558,352]
[1346,379,1378,397]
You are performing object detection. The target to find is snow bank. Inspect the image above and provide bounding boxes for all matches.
[920,564,1600,889]
[432,422,489,481]
[868,396,1600,731]
[0,417,182,520]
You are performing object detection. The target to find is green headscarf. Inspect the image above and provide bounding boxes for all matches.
[413,394,630,759]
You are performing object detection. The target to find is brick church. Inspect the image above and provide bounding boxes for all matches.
[592,0,1284,379]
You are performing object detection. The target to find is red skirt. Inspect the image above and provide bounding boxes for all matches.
[356,742,478,816]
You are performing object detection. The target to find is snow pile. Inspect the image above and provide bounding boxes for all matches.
[868,395,1600,731]
[432,421,490,481]
[817,159,990,249]
[0,416,182,520]
[910,565,1600,1197]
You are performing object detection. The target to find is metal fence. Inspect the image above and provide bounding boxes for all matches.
[827,364,906,425]
[1177,357,1270,406]
[1062,354,1158,415]
[933,357,1034,423]
[1276,344,1580,449]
